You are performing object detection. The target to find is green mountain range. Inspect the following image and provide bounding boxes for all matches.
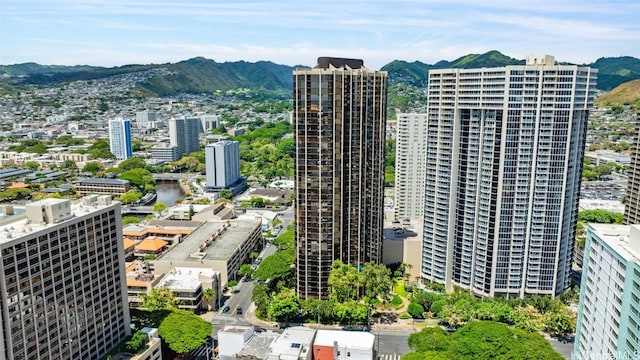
[381,50,525,86]
[2,51,639,95]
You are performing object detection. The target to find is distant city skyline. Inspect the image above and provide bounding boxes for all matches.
[1,0,639,69]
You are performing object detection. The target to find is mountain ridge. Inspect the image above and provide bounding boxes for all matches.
[2,51,639,94]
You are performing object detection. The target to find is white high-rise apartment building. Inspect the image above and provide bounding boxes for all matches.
[394,112,428,221]
[200,115,220,132]
[422,55,597,297]
[135,110,157,129]
[108,118,133,160]
[0,196,131,359]
[574,224,640,359]
[205,140,241,188]
[169,117,201,158]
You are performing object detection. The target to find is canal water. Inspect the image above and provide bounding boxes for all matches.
[155,182,185,206]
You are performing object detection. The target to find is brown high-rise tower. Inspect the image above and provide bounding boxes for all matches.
[293,57,388,299]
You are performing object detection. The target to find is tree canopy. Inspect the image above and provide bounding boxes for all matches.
[82,161,104,175]
[253,225,295,283]
[140,287,179,311]
[119,157,147,171]
[405,321,563,360]
[158,310,212,355]
[119,168,155,191]
[87,139,115,159]
[119,189,143,204]
[578,209,624,224]
[328,260,393,303]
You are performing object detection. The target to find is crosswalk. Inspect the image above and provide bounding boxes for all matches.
[378,354,402,360]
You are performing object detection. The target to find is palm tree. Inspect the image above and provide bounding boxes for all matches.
[202,288,215,311]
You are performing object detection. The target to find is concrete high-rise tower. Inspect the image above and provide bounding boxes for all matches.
[135,110,157,129]
[169,117,201,158]
[624,111,640,224]
[0,196,131,359]
[205,140,241,189]
[573,224,640,359]
[394,112,429,221]
[108,118,133,160]
[421,55,597,298]
[293,57,388,299]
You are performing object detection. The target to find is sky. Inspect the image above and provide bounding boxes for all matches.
[1,0,639,69]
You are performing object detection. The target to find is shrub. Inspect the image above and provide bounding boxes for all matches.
[125,330,147,354]
[408,302,425,319]
[391,294,403,308]
[399,311,412,320]
[430,299,447,316]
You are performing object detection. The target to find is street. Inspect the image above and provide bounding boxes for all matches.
[374,331,413,358]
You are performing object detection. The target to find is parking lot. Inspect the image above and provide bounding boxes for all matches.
[580,182,625,201]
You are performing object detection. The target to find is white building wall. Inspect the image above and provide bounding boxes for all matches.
[574,224,640,359]
[394,112,428,221]
[205,141,240,188]
[218,327,254,357]
[108,118,132,160]
[421,55,597,297]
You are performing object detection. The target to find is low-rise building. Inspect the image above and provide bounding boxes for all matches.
[313,330,375,360]
[585,150,631,167]
[130,327,162,360]
[239,188,293,206]
[219,326,255,358]
[191,202,236,221]
[151,217,262,286]
[151,144,179,163]
[267,327,315,360]
[383,220,423,281]
[134,237,169,258]
[74,178,131,196]
[123,220,198,244]
[155,267,220,311]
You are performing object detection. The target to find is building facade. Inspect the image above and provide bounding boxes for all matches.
[421,55,597,297]
[108,118,133,160]
[293,57,387,299]
[169,117,201,159]
[74,178,131,196]
[136,111,157,129]
[624,112,640,224]
[394,112,428,221]
[574,224,640,359]
[0,197,131,359]
[150,144,179,163]
[200,115,220,132]
[205,140,241,189]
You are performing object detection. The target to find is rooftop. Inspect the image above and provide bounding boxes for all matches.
[160,218,261,262]
[316,57,364,70]
[75,177,130,185]
[383,218,423,242]
[236,332,279,359]
[135,237,168,252]
[588,223,640,262]
[314,330,375,350]
[269,327,315,357]
[0,197,118,244]
[219,325,254,335]
[156,267,219,291]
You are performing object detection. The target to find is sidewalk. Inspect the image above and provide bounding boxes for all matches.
[243,302,424,333]
[244,303,279,330]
